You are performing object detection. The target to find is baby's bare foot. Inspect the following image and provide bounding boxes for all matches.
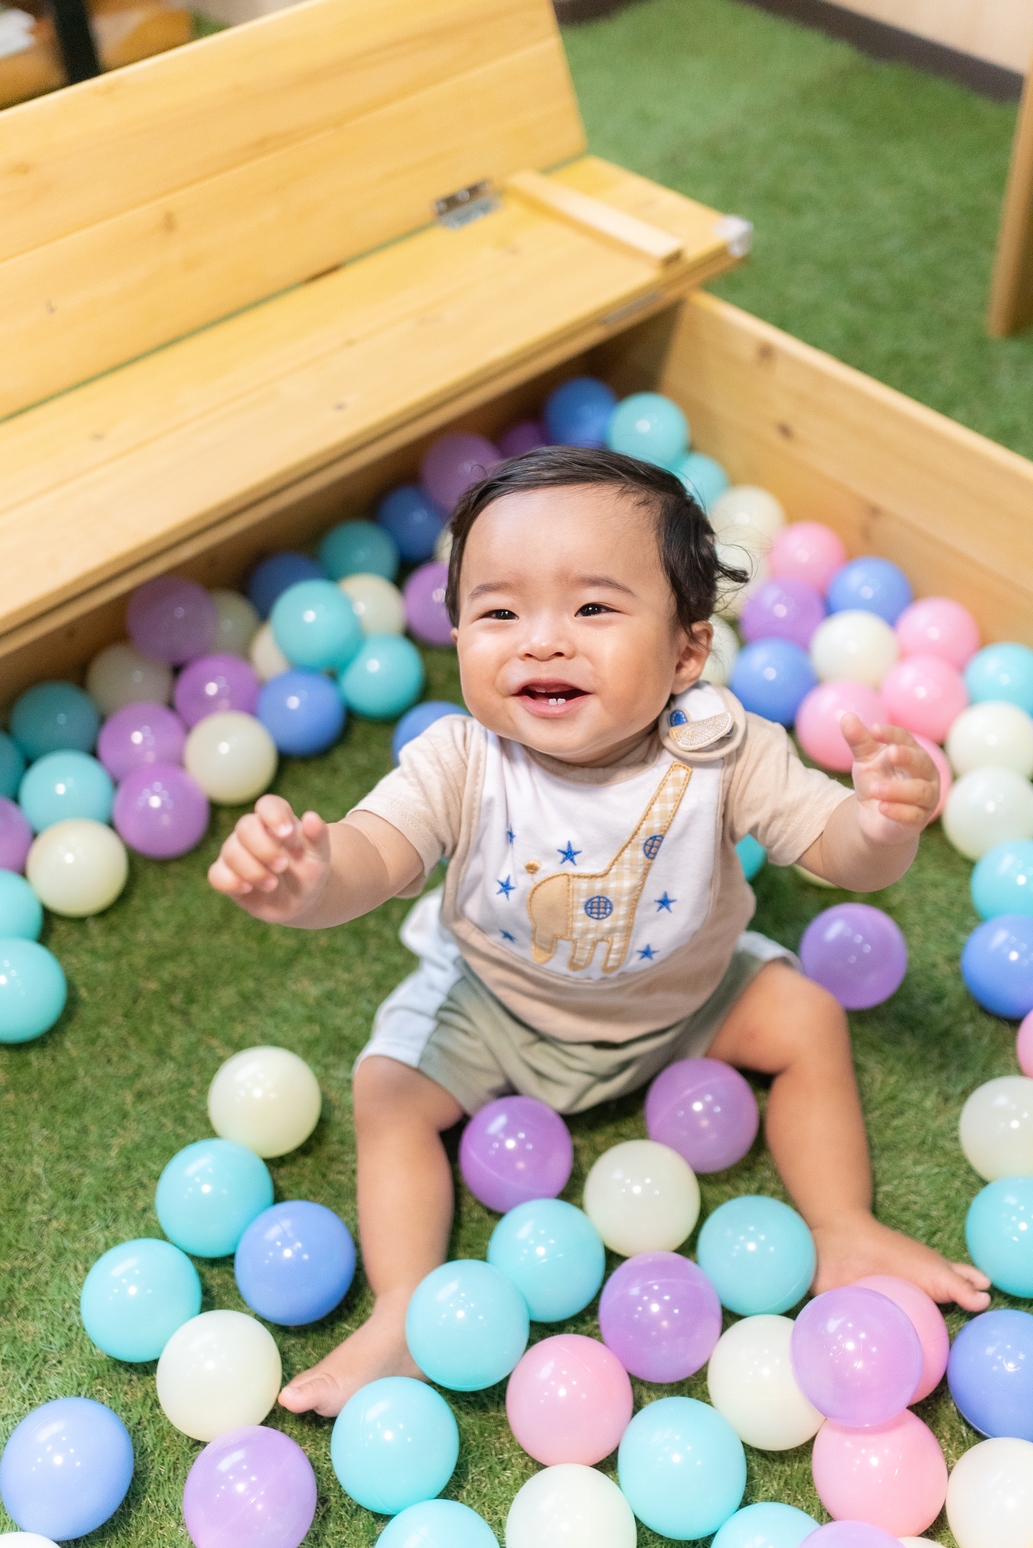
[279,1292,423,1418]
[812,1210,990,1314]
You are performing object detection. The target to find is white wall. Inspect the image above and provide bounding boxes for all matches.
[826,0,1033,73]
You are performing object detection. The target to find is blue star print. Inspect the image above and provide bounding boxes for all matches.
[654,892,676,912]
[506,828,515,844]
[496,876,515,899]
[558,841,582,864]
[501,930,515,942]
[638,944,657,960]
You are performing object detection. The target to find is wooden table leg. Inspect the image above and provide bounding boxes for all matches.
[988,53,1033,337]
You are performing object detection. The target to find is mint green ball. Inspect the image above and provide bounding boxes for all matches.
[607,392,689,469]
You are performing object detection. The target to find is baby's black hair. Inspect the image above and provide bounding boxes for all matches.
[444,444,747,632]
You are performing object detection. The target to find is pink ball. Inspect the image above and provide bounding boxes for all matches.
[126,575,217,665]
[740,578,826,650]
[174,653,259,727]
[113,762,210,859]
[403,563,453,648]
[1018,1011,1033,1077]
[852,1275,948,1401]
[769,522,848,595]
[805,1522,905,1547]
[97,702,187,780]
[913,734,952,821]
[0,796,32,873]
[895,596,980,669]
[795,681,887,772]
[879,654,968,744]
[498,421,549,458]
[420,433,501,512]
[811,1411,948,1538]
[506,1333,633,1465]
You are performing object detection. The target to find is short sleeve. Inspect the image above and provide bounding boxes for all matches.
[726,712,853,866]
[351,714,473,882]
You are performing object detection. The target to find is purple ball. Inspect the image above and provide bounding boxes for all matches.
[805,1525,900,1548]
[789,1286,922,1427]
[97,702,187,780]
[799,903,908,1010]
[599,1250,722,1381]
[459,1095,573,1213]
[174,652,259,727]
[182,1425,317,1548]
[740,577,826,649]
[0,797,33,873]
[113,763,210,859]
[126,576,217,665]
[645,1057,759,1173]
[420,433,500,512]
[498,420,549,458]
[404,562,453,647]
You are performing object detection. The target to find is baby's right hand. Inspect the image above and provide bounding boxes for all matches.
[208,794,331,923]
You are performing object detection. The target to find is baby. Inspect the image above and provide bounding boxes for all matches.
[210,445,990,1417]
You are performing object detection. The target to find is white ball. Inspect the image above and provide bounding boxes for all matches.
[339,573,406,636]
[946,1436,1033,1548]
[701,615,740,687]
[583,1139,699,1256]
[506,1463,636,1548]
[249,621,291,682]
[810,609,899,686]
[208,1045,322,1157]
[947,701,1033,779]
[710,486,786,548]
[156,1309,281,1441]
[26,819,128,917]
[715,543,769,619]
[184,711,278,804]
[86,640,173,714]
[0,1536,61,1546]
[959,1076,1033,1181]
[210,589,260,656]
[942,766,1033,859]
[706,1313,823,1450]
[899,1540,936,1547]
[434,525,453,564]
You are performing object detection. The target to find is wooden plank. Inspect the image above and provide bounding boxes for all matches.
[827,0,1033,74]
[988,54,1033,336]
[507,169,683,264]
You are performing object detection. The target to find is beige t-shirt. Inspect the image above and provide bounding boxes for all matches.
[354,682,851,1042]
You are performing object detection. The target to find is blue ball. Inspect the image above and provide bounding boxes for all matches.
[0,939,67,1043]
[618,1395,746,1540]
[320,518,400,581]
[736,834,767,881]
[270,579,363,672]
[257,670,346,757]
[696,1195,815,1315]
[729,639,817,726]
[972,840,1033,920]
[80,1238,201,1362]
[543,376,617,447]
[0,731,26,800]
[826,556,912,624]
[0,871,42,940]
[966,643,1033,714]
[247,551,326,619]
[966,1176,1033,1296]
[155,1138,273,1258]
[0,1396,134,1540]
[711,1501,820,1548]
[10,681,100,760]
[235,1199,356,1325]
[378,1499,500,1548]
[961,914,1033,1018]
[377,486,446,564]
[405,1259,529,1390]
[674,452,730,512]
[392,700,468,763]
[607,392,689,469]
[340,635,425,720]
[331,1376,459,1515]
[19,750,114,833]
[487,1198,605,1322]
[947,1307,1033,1440]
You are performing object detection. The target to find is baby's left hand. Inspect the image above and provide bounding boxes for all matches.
[842,713,940,845]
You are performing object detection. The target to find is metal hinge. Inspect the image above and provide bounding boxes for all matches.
[434,180,500,230]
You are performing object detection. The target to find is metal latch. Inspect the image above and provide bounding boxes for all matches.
[434,180,500,230]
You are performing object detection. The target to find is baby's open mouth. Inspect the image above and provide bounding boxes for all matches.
[517,681,588,706]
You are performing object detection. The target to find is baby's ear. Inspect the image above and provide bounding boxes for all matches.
[671,621,711,692]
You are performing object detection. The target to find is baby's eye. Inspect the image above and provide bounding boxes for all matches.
[576,602,614,617]
[482,608,517,621]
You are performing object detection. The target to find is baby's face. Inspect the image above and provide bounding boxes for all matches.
[453,485,710,765]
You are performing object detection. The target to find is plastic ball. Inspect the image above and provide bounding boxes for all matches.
[674,451,729,511]
[340,573,406,635]
[11,681,100,763]
[156,1310,281,1441]
[18,749,113,833]
[617,1394,746,1540]
[505,1462,636,1548]
[97,701,186,780]
[404,562,453,647]
[645,1056,759,1173]
[270,578,363,671]
[405,1259,529,1391]
[812,1410,946,1538]
[710,486,786,551]
[736,832,767,879]
[879,654,968,743]
[697,1195,815,1315]
[0,873,42,940]
[729,639,817,725]
[960,1076,1033,1179]
[420,433,501,511]
[209,589,261,657]
[914,732,952,820]
[487,1199,604,1322]
[810,610,899,686]
[506,1333,633,1466]
[249,621,292,683]
[127,575,217,664]
[945,1435,1033,1548]
[961,915,1033,1017]
[459,1095,573,1211]
[256,670,345,757]
[965,1178,1033,1297]
[379,1501,498,1548]
[944,767,1033,859]
[184,711,278,804]
[0,1397,133,1541]
[320,519,400,582]
[208,1045,321,1157]
[544,377,617,446]
[947,700,1033,778]
[0,1535,60,1546]
[498,420,549,458]
[113,763,210,859]
[789,1286,922,1426]
[711,1502,820,1548]
[0,799,32,873]
[965,643,1033,714]
[599,1250,721,1382]
[707,1313,823,1451]
[716,541,769,616]
[768,522,847,595]
[174,653,259,727]
[740,578,826,650]
[852,1274,949,1401]
[86,641,173,714]
[331,1376,459,1514]
[827,557,912,624]
[607,391,688,468]
[26,819,128,916]
[795,680,887,772]
[0,732,26,801]
[803,1527,900,1548]
[583,1139,700,1256]
[376,485,446,563]
[339,634,425,719]
[392,700,467,763]
[246,552,326,618]
[182,1425,317,1548]
[800,902,908,1009]
[948,1309,1033,1440]
[1019,1010,1033,1075]
[235,1200,355,1325]
[80,1237,201,1362]
[895,596,980,668]
[0,939,67,1043]
[701,615,741,687]
[155,1137,274,1257]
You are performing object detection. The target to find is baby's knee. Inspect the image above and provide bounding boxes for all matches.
[781,971,850,1060]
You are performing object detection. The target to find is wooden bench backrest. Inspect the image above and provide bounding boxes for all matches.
[0,0,585,419]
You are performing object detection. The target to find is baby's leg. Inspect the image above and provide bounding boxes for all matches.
[707,962,990,1313]
[279,1055,463,1417]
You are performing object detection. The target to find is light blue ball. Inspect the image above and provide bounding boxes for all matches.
[377,486,446,565]
[961,914,1033,1018]
[826,556,912,624]
[331,1376,459,1515]
[155,1138,273,1258]
[0,938,67,1043]
[19,750,114,833]
[257,670,346,757]
[607,392,689,469]
[320,518,400,581]
[247,551,326,619]
[618,1395,746,1540]
[377,1498,499,1547]
[234,1199,356,1325]
[711,1501,820,1548]
[80,1237,201,1362]
[544,376,617,447]
[0,1395,134,1540]
[9,681,100,760]
[966,1175,1033,1297]
[270,579,364,671]
[340,635,425,720]
[736,834,767,881]
[729,639,817,726]
[674,452,729,512]
[696,1195,815,1315]
[972,840,1033,920]
[0,871,43,940]
[0,731,26,800]
[966,643,1033,714]
[487,1198,605,1322]
[405,1260,529,1390]
[392,701,467,763]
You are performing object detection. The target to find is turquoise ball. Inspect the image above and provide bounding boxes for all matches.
[674,452,729,512]
[339,635,425,720]
[607,392,689,469]
[712,1501,820,1548]
[965,643,1033,715]
[0,937,67,1043]
[736,834,767,881]
[81,1238,202,1362]
[966,1176,1033,1297]
[155,1138,273,1258]
[319,519,400,582]
[696,1195,815,1315]
[10,681,100,759]
[378,1500,498,1547]
[488,1198,605,1322]
[270,579,364,671]
[972,839,1033,920]
[331,1376,459,1515]
[0,871,43,940]
[618,1395,746,1541]
[405,1260,529,1391]
[0,731,26,800]
[19,750,114,833]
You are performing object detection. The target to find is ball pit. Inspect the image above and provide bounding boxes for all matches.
[182,1425,317,1548]
[97,701,187,779]
[505,1333,632,1466]
[405,1260,529,1391]
[696,1195,815,1316]
[583,1138,700,1256]
[234,1200,355,1325]
[459,1094,573,1212]
[113,763,210,859]
[948,1309,1033,1441]
[810,1411,948,1537]
[155,1138,274,1258]
[208,1044,322,1157]
[0,939,67,1043]
[707,1314,823,1451]
[0,1397,134,1542]
[156,1310,282,1441]
[799,902,907,1009]
[320,519,399,582]
[487,1198,604,1322]
[26,819,128,916]
[85,641,174,714]
[80,1238,201,1362]
[331,1376,459,1515]
[790,1286,922,1427]
[506,1463,636,1548]
[617,1395,747,1541]
[645,1056,759,1172]
[599,1250,722,1382]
